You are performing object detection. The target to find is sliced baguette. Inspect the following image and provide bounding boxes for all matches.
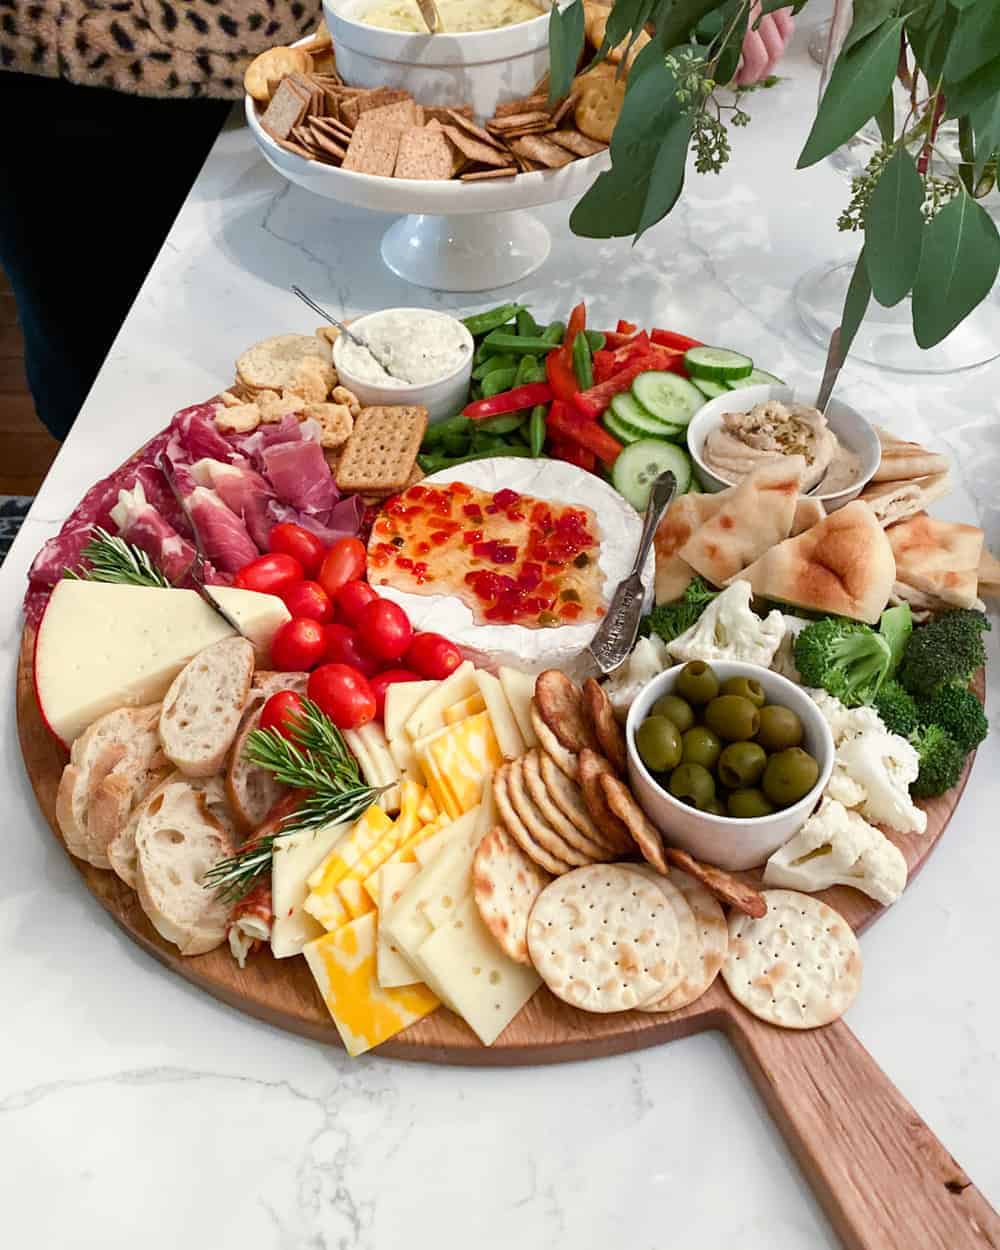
[134,777,237,955]
[56,704,166,869]
[159,637,255,777]
[227,671,307,829]
[251,670,308,701]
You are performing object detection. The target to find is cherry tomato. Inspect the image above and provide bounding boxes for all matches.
[281,579,333,623]
[234,552,304,597]
[357,598,413,663]
[324,623,381,676]
[268,522,325,577]
[335,579,378,627]
[317,537,367,600]
[259,690,306,741]
[270,618,327,672]
[405,632,462,680]
[308,663,376,730]
[369,669,422,720]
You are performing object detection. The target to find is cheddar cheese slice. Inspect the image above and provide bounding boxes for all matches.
[443,692,486,724]
[336,780,425,920]
[303,805,394,931]
[422,711,503,816]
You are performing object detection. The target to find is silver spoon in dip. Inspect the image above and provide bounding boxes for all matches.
[291,285,403,381]
[415,0,443,32]
[805,326,846,496]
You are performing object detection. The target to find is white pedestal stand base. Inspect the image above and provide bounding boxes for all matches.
[381,211,551,292]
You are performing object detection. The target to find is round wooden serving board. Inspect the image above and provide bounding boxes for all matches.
[16,627,1000,1250]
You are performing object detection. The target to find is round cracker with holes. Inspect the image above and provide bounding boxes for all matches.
[722,889,862,1030]
[639,868,728,1013]
[527,864,680,1013]
[473,825,551,964]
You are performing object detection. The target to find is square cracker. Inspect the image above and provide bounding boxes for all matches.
[335,405,429,493]
[549,129,607,157]
[509,135,575,168]
[362,98,421,132]
[260,78,310,141]
[394,126,454,180]
[442,125,514,169]
[342,119,401,177]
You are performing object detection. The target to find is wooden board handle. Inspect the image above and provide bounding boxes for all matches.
[724,1013,1000,1250]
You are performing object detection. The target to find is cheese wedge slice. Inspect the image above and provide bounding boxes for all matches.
[413,804,481,867]
[377,862,422,989]
[34,581,289,745]
[498,666,538,748]
[304,805,394,931]
[404,662,477,740]
[384,679,437,742]
[474,669,525,760]
[270,821,350,959]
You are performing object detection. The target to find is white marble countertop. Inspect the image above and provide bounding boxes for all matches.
[3,13,1000,1248]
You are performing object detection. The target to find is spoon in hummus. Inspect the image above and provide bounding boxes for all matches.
[415,0,443,32]
[805,327,846,495]
[291,285,403,381]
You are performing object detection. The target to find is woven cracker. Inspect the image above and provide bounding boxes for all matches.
[537,751,613,850]
[722,890,862,1030]
[529,700,579,780]
[394,126,453,181]
[493,766,571,877]
[527,865,680,1013]
[507,756,592,867]
[599,773,668,874]
[535,670,596,754]
[639,868,727,1013]
[473,825,551,964]
[583,678,626,774]
[522,749,614,862]
[335,405,428,493]
[577,748,633,853]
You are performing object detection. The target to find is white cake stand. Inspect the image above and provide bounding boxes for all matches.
[245,98,609,293]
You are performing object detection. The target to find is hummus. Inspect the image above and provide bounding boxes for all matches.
[335,308,471,387]
[702,400,861,495]
[358,0,542,32]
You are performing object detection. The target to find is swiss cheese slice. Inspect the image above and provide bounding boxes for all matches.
[377,862,422,989]
[34,581,289,745]
[404,662,477,740]
[303,913,439,1056]
[498,666,538,748]
[474,669,525,760]
[270,821,350,959]
[384,680,438,742]
[413,804,481,868]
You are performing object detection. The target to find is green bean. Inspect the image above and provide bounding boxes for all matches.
[529,404,547,456]
[473,353,516,380]
[584,330,606,352]
[481,367,519,397]
[441,432,472,457]
[572,332,594,389]
[541,321,566,345]
[462,303,526,336]
[516,308,541,337]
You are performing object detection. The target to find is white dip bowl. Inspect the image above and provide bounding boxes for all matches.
[324,0,553,119]
[625,661,834,872]
[333,307,474,423]
[686,384,882,511]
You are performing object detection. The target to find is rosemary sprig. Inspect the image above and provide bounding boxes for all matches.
[65,527,169,588]
[203,698,381,902]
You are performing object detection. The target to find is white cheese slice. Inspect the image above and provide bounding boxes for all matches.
[413,803,481,867]
[270,822,350,959]
[208,586,291,654]
[370,459,651,675]
[498,666,539,748]
[404,661,477,740]
[34,581,289,745]
[417,896,541,1046]
[388,735,423,782]
[475,776,497,835]
[345,722,401,814]
[377,862,422,988]
[384,680,438,743]
[382,818,481,960]
[474,669,524,760]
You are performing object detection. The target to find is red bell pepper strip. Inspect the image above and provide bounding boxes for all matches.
[547,400,622,466]
[651,328,703,352]
[545,349,579,403]
[463,382,552,419]
[592,331,653,383]
[573,357,665,420]
[616,318,638,335]
[600,330,644,349]
[562,302,587,356]
[549,437,596,472]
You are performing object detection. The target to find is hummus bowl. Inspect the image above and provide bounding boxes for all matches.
[686,384,882,510]
[626,662,834,872]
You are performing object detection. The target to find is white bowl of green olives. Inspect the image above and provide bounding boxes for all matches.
[625,660,834,872]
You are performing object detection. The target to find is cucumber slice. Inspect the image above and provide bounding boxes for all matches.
[610,391,680,436]
[726,367,786,389]
[684,346,754,383]
[631,372,704,428]
[691,377,728,399]
[602,408,646,445]
[611,439,692,510]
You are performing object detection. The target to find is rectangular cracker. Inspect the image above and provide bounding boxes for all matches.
[488,111,554,132]
[442,125,514,168]
[444,110,507,151]
[336,405,429,493]
[360,98,421,134]
[460,167,518,181]
[493,94,549,118]
[549,129,607,156]
[260,78,310,140]
[342,123,401,176]
[424,104,474,125]
[394,126,454,180]
[508,135,575,168]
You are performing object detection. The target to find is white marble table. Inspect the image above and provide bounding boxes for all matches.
[3,15,999,1248]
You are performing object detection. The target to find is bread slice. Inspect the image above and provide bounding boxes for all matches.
[56,704,166,869]
[134,777,237,955]
[227,671,307,829]
[159,637,255,777]
[250,670,309,701]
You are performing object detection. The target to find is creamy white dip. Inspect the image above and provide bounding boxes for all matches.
[337,309,471,387]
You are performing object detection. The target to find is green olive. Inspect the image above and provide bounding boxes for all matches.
[680,725,723,770]
[727,788,777,819]
[704,694,761,742]
[717,741,767,789]
[636,716,683,772]
[762,748,820,807]
[756,704,804,752]
[720,676,767,707]
[698,796,728,817]
[675,660,719,706]
[651,693,695,734]
[668,762,716,808]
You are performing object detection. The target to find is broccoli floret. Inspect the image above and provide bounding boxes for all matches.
[794,617,892,706]
[899,610,990,697]
[643,577,718,645]
[910,724,967,798]
[917,683,988,754]
[873,680,920,737]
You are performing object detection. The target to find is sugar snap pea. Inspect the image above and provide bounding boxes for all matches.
[572,332,594,389]
[541,321,566,345]
[516,309,541,337]
[481,367,519,396]
[462,303,526,337]
[473,353,516,380]
[529,404,547,456]
[481,333,563,354]
[584,330,606,352]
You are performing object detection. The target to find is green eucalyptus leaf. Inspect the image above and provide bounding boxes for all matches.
[911,191,1000,348]
[970,94,1000,178]
[841,248,873,358]
[943,1,1000,84]
[864,148,924,306]
[907,2,957,84]
[943,54,1000,117]
[601,0,649,55]
[842,0,901,55]
[657,0,736,49]
[798,19,904,169]
[875,91,895,143]
[948,0,979,11]
[548,0,586,104]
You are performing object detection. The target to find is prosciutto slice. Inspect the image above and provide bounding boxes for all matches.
[109,482,197,584]
[184,486,258,573]
[191,458,277,552]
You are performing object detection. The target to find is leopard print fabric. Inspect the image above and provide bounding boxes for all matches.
[0,0,322,98]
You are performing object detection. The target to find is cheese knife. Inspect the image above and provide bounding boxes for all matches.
[585,469,676,675]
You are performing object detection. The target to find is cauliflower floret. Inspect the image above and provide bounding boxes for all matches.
[826,764,868,809]
[807,689,884,744]
[835,730,926,834]
[770,615,809,683]
[667,580,785,667]
[764,798,907,905]
[604,634,672,723]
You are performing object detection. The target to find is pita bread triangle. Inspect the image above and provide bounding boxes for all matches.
[791,496,825,536]
[736,500,896,623]
[887,512,984,610]
[872,427,949,483]
[860,471,951,528]
[978,548,1000,598]
[653,493,723,603]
